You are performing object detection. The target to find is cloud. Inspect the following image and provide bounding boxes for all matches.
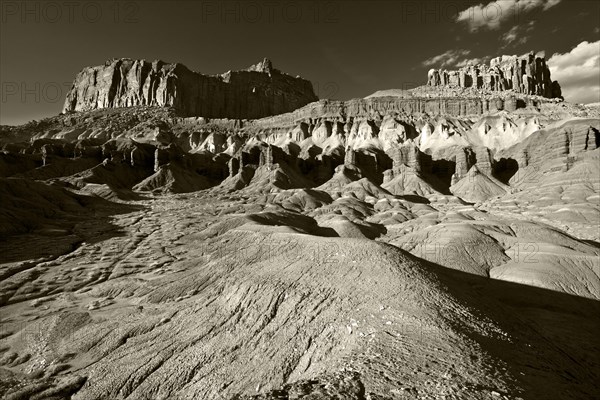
[542,0,563,10]
[456,57,490,68]
[422,51,492,69]
[422,50,471,68]
[456,0,561,32]
[547,40,600,104]
[501,21,535,48]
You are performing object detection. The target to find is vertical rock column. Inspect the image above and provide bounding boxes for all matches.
[41,144,51,166]
[392,144,422,174]
[344,147,357,167]
[391,147,402,177]
[424,53,559,99]
[228,157,240,177]
[409,145,422,173]
[259,145,274,169]
[451,147,475,184]
[475,147,494,175]
[517,150,529,169]
[505,96,517,112]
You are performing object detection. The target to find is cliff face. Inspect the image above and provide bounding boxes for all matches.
[427,52,562,98]
[62,58,318,119]
[250,96,547,131]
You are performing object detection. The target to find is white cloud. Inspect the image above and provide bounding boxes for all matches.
[456,0,561,32]
[502,25,521,44]
[423,51,492,69]
[542,0,562,10]
[422,50,471,68]
[456,57,490,67]
[501,21,535,48]
[547,40,600,104]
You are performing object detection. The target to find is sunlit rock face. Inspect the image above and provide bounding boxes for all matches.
[63,58,318,119]
[2,48,600,400]
[427,52,562,98]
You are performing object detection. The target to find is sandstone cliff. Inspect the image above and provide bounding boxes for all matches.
[62,58,318,119]
[426,52,562,98]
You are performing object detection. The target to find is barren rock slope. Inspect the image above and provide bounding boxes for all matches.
[1,54,599,399]
[1,194,599,399]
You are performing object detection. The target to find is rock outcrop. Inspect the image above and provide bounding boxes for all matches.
[4,44,600,400]
[63,58,317,119]
[427,52,562,98]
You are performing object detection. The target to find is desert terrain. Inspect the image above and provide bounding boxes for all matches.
[1,56,599,399]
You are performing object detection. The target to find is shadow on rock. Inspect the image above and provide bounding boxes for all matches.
[0,177,145,265]
[424,258,600,400]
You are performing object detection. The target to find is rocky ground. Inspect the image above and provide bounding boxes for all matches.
[1,101,599,399]
[1,183,599,399]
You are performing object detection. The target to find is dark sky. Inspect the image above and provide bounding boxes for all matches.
[2,0,599,125]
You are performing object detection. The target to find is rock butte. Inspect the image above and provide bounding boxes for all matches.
[426,52,562,99]
[63,58,318,120]
[1,54,599,399]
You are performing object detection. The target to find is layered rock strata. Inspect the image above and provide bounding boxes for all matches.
[63,58,317,119]
[427,53,562,98]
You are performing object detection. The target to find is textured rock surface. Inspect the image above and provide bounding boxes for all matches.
[63,58,317,119]
[427,53,562,98]
[2,54,600,399]
[1,175,599,399]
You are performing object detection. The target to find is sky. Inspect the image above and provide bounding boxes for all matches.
[1,0,599,125]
